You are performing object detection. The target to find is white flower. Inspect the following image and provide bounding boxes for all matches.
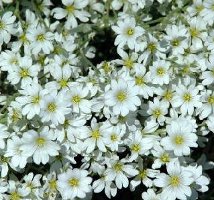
[103,124,125,151]
[201,55,214,85]
[187,16,207,50]
[52,0,90,28]
[187,0,204,17]
[147,59,171,85]
[105,79,141,116]
[171,80,202,115]
[105,156,138,189]
[207,115,214,132]
[0,11,16,47]
[82,118,109,153]
[126,131,154,161]
[197,90,214,119]
[7,56,40,87]
[112,17,144,50]
[20,127,60,165]
[116,49,138,71]
[0,50,20,72]
[21,172,42,196]
[164,24,188,55]
[142,189,161,200]
[133,64,153,98]
[151,145,174,169]
[204,30,214,52]
[40,90,71,125]
[185,165,209,195]
[0,150,9,177]
[201,0,214,25]
[5,136,28,169]
[67,83,91,114]
[154,160,194,200]
[130,158,159,190]
[138,34,166,64]
[16,80,48,119]
[27,25,54,55]
[146,97,169,125]
[6,180,28,200]
[57,168,92,199]
[161,118,198,156]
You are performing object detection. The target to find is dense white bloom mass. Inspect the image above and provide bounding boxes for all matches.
[0,0,212,199]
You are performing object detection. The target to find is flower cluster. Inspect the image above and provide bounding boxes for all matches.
[0,0,213,200]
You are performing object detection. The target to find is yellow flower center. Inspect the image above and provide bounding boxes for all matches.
[126,28,134,36]
[147,42,156,52]
[113,163,123,172]
[19,68,29,78]
[116,91,127,102]
[182,65,190,75]
[0,20,5,30]
[135,76,144,85]
[91,129,101,139]
[20,34,28,43]
[174,135,184,145]
[190,28,199,37]
[72,95,81,104]
[68,178,79,187]
[163,90,173,101]
[156,67,165,76]
[208,96,214,105]
[37,34,45,41]
[153,108,162,118]
[59,79,68,88]
[10,192,20,200]
[139,169,147,179]
[118,115,126,123]
[170,175,180,187]
[66,5,75,13]
[31,96,40,104]
[160,153,170,163]
[36,137,46,147]
[124,58,133,69]
[183,93,192,102]
[47,102,57,112]
[49,179,57,190]
[0,155,8,163]
[171,39,180,47]
[131,144,141,152]
[11,110,21,122]
[110,133,118,141]
[102,61,111,73]
[53,45,63,54]
[10,58,18,65]
[195,5,204,12]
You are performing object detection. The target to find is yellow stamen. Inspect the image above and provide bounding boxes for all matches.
[68,178,79,187]
[47,102,57,112]
[170,175,180,187]
[131,144,141,152]
[126,28,134,36]
[174,135,184,145]
[91,129,100,139]
[36,137,46,147]
[116,91,127,102]
[183,93,192,102]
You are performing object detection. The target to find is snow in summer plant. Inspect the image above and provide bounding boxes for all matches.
[0,0,213,200]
